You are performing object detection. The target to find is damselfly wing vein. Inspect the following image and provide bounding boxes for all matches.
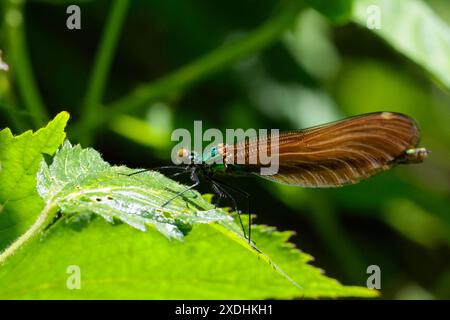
[221,112,426,187]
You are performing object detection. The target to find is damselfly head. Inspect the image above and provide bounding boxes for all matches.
[176,148,201,165]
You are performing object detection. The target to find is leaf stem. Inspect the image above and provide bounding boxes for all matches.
[0,96,29,133]
[79,0,130,144]
[3,0,48,128]
[0,202,58,265]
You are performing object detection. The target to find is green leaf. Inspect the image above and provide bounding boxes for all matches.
[306,0,354,23]
[37,141,238,241]
[353,0,450,90]
[0,112,69,252]
[0,215,377,299]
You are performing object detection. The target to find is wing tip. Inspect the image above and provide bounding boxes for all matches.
[377,111,421,147]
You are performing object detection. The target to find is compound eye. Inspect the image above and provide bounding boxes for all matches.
[177,148,189,159]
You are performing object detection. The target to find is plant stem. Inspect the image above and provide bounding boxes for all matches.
[0,96,29,133]
[79,0,130,144]
[0,202,58,265]
[74,0,304,142]
[307,193,365,283]
[4,0,48,128]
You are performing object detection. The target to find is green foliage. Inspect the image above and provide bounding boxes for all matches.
[353,0,450,89]
[0,112,69,252]
[0,218,377,299]
[306,0,354,23]
[0,114,377,299]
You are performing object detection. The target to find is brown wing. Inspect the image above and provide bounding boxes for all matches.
[224,112,422,187]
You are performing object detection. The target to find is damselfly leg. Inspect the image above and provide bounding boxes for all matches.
[162,169,200,207]
[207,177,252,243]
[124,166,186,177]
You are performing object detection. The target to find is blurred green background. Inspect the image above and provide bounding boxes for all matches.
[1,0,450,299]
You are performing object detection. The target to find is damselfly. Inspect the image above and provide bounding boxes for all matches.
[130,112,429,242]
